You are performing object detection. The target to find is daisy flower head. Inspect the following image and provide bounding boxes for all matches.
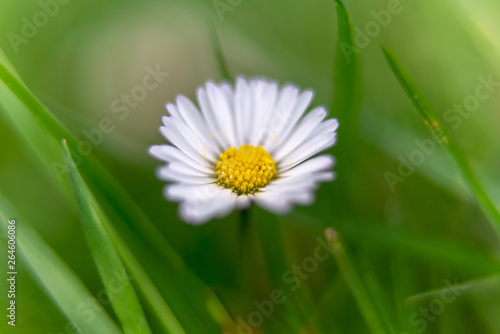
[149,77,339,224]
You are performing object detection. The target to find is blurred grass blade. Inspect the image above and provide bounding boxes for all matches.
[0,61,72,142]
[254,208,312,331]
[208,22,231,81]
[335,219,500,276]
[91,205,186,334]
[0,56,223,332]
[62,139,151,334]
[390,256,418,334]
[325,228,388,334]
[0,195,121,334]
[364,272,397,334]
[330,0,361,216]
[59,158,188,333]
[381,46,500,237]
[333,0,360,125]
[405,275,500,304]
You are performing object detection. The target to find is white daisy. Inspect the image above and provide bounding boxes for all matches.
[149,77,339,224]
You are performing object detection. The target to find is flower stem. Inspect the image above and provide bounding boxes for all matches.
[325,228,389,334]
[240,209,250,261]
[237,208,252,293]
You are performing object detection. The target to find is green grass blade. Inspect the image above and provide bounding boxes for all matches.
[330,0,362,217]
[325,228,388,334]
[0,61,73,143]
[390,256,419,334]
[0,195,122,334]
[0,56,223,332]
[92,206,186,334]
[332,0,360,124]
[381,45,500,237]
[380,46,446,139]
[335,220,500,276]
[62,139,151,334]
[254,208,313,331]
[208,22,231,81]
[364,272,397,334]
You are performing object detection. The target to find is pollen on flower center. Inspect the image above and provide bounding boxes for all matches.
[215,145,277,195]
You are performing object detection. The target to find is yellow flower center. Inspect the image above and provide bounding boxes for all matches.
[216,145,277,195]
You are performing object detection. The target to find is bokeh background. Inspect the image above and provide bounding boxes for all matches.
[1,0,500,333]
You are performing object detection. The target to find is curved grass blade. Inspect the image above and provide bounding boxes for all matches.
[330,0,362,217]
[0,61,72,143]
[0,195,122,334]
[92,199,186,333]
[380,45,500,237]
[334,219,500,276]
[325,228,388,334]
[332,0,361,125]
[0,54,223,332]
[208,22,231,81]
[364,272,397,334]
[62,139,152,334]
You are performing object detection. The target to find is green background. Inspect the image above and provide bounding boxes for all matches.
[1,0,500,333]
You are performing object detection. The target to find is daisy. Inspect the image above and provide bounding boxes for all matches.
[149,77,338,224]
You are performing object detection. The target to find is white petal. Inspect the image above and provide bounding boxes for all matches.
[178,187,238,224]
[197,87,228,148]
[273,190,315,205]
[149,144,177,162]
[235,194,251,209]
[287,191,315,205]
[166,102,181,118]
[248,80,279,146]
[220,83,235,106]
[312,118,339,135]
[206,82,238,147]
[278,131,337,172]
[243,79,262,145]
[272,107,327,161]
[254,191,292,214]
[175,96,221,153]
[234,77,252,145]
[256,177,324,212]
[260,85,299,148]
[159,125,212,169]
[264,90,314,151]
[268,171,335,191]
[162,116,217,163]
[149,145,212,174]
[159,161,209,177]
[279,155,335,178]
[277,118,338,170]
[157,159,215,184]
[164,183,220,203]
[157,165,214,184]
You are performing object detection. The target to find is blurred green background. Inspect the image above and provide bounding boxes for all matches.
[1,0,500,333]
